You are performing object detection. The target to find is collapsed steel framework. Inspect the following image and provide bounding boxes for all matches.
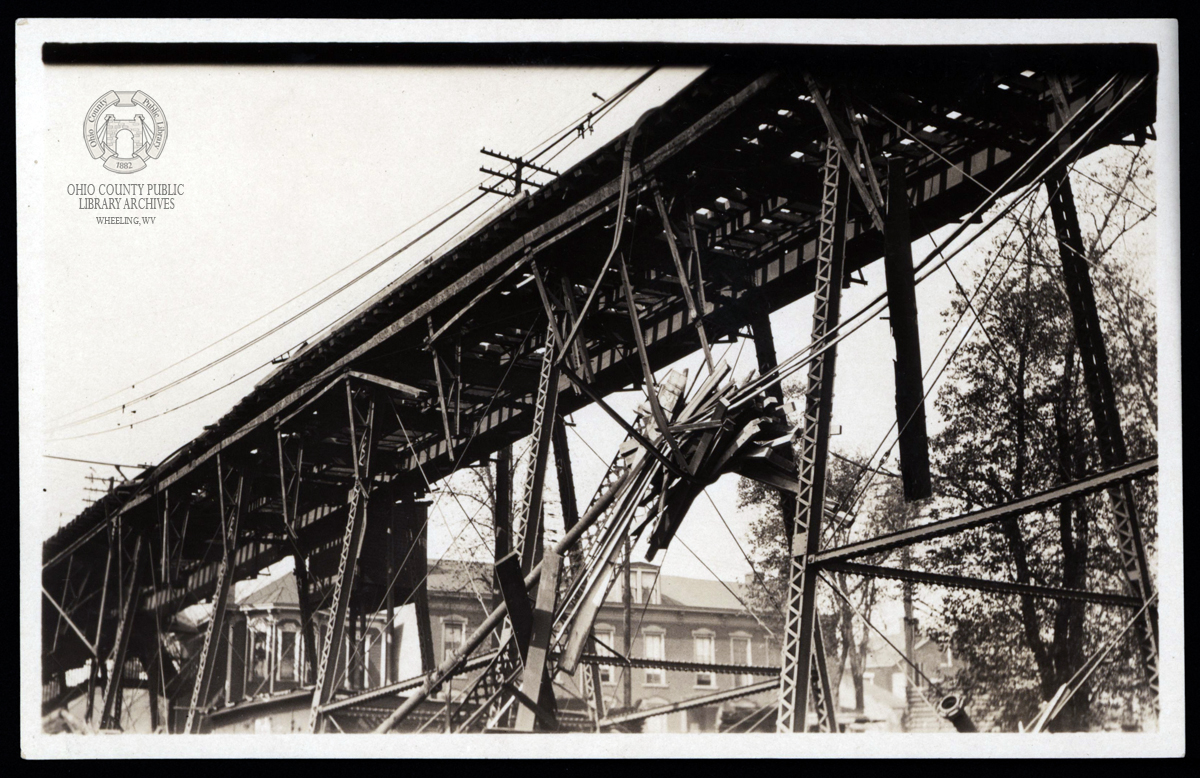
[41,45,1161,734]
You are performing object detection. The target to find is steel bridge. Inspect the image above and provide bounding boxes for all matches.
[41,44,1160,734]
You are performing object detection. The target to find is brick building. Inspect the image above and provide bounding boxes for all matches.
[176,557,779,733]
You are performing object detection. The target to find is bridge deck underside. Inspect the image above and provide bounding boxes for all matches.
[43,46,1157,683]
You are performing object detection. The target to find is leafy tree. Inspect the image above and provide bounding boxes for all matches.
[915,148,1158,732]
[739,444,903,713]
[738,147,1156,732]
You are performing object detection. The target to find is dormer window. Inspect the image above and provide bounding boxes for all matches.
[632,569,660,605]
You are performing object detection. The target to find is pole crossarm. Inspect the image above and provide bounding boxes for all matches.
[599,679,778,727]
[813,457,1158,565]
[821,560,1143,608]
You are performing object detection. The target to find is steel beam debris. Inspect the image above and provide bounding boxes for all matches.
[40,53,1161,736]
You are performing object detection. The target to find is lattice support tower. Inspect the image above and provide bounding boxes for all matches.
[776,137,849,733]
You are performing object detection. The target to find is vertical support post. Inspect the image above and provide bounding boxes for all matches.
[751,310,799,539]
[777,141,849,733]
[551,415,580,533]
[183,458,243,734]
[494,445,513,613]
[1046,167,1159,701]
[397,491,435,674]
[884,158,932,501]
[514,323,561,576]
[385,519,395,685]
[93,525,115,658]
[156,635,180,734]
[277,429,318,685]
[160,492,170,592]
[308,383,375,732]
[143,645,161,732]
[428,318,456,458]
[513,551,561,732]
[100,533,146,730]
[622,533,633,711]
[84,654,99,724]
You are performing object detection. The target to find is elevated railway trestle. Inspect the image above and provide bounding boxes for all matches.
[41,46,1160,734]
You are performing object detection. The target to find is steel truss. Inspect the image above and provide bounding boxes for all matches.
[41,53,1160,736]
[309,382,377,733]
[776,133,848,733]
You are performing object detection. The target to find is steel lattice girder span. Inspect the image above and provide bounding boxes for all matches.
[42,46,1158,687]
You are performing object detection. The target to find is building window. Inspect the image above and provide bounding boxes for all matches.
[443,620,465,662]
[730,634,753,687]
[693,632,715,688]
[643,629,665,686]
[633,570,660,605]
[595,627,616,685]
[364,628,383,689]
[247,618,272,695]
[276,621,300,683]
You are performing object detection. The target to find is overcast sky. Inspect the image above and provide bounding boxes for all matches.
[28,39,1160,603]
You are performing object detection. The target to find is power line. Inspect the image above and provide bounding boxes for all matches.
[675,535,776,639]
[702,489,785,614]
[43,455,151,469]
[51,68,662,436]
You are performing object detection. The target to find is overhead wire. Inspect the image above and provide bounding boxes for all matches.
[327,317,545,694]
[674,535,776,639]
[728,72,1148,412]
[51,67,663,437]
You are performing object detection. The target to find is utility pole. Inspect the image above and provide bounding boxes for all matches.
[494,446,512,614]
[902,547,917,687]
[623,534,633,710]
[479,148,559,199]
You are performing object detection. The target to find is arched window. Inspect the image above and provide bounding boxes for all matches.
[276,620,301,683]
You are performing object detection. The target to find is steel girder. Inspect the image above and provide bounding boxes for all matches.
[812,458,1157,564]
[41,56,1162,734]
[776,139,848,734]
[1046,163,1159,702]
[182,456,244,734]
[308,382,377,733]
